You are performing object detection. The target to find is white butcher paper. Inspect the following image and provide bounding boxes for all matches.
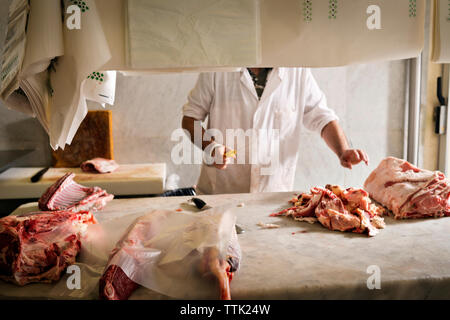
[119,67,241,76]
[261,0,425,67]
[0,3,28,99]
[82,70,116,107]
[431,0,450,63]
[85,206,239,299]
[2,0,117,148]
[1,0,62,130]
[50,0,112,150]
[126,0,261,68]
[20,71,51,133]
[20,0,64,78]
[8,0,28,18]
[0,36,26,100]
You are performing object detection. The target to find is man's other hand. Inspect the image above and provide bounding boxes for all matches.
[339,149,369,169]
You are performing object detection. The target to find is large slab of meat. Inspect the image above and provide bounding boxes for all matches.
[80,158,119,173]
[0,210,95,286]
[364,157,450,219]
[38,172,114,212]
[99,210,241,300]
[271,185,386,237]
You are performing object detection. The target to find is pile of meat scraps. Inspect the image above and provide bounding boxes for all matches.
[0,211,95,285]
[271,185,385,237]
[81,158,119,174]
[364,156,450,219]
[38,172,113,212]
[99,208,241,300]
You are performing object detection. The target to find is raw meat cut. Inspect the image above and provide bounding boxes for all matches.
[80,158,119,173]
[0,210,95,286]
[99,211,241,300]
[364,157,450,219]
[199,246,238,300]
[38,173,114,212]
[271,185,385,237]
[99,265,139,300]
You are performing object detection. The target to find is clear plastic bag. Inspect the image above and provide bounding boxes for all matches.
[100,206,241,299]
[0,205,241,299]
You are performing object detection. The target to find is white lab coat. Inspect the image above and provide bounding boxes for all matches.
[183,68,339,194]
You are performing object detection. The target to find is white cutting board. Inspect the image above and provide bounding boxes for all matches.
[0,163,166,199]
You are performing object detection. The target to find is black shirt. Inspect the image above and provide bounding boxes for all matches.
[247,68,273,99]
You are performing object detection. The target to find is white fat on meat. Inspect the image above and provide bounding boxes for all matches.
[80,158,119,173]
[294,217,317,224]
[257,222,280,229]
[364,157,450,219]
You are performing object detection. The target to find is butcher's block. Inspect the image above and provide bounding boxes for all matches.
[0,163,166,199]
[52,110,114,168]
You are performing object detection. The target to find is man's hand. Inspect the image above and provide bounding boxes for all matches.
[321,121,369,170]
[211,145,236,170]
[339,149,369,169]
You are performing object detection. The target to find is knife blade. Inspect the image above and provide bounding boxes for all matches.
[188,197,244,234]
[30,167,50,183]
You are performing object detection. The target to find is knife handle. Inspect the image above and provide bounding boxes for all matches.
[30,167,50,183]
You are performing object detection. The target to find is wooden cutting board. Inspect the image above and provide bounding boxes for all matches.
[0,164,166,199]
[52,110,114,167]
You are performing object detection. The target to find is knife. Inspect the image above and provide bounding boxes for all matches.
[189,197,245,234]
[189,197,211,210]
[30,167,50,183]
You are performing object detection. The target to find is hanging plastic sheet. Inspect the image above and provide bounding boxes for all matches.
[126,0,261,69]
[431,0,450,63]
[260,0,425,67]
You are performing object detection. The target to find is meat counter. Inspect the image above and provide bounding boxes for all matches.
[1,191,450,299]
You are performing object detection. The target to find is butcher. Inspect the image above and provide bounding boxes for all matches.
[182,68,368,194]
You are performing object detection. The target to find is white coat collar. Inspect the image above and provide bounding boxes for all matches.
[239,68,284,101]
